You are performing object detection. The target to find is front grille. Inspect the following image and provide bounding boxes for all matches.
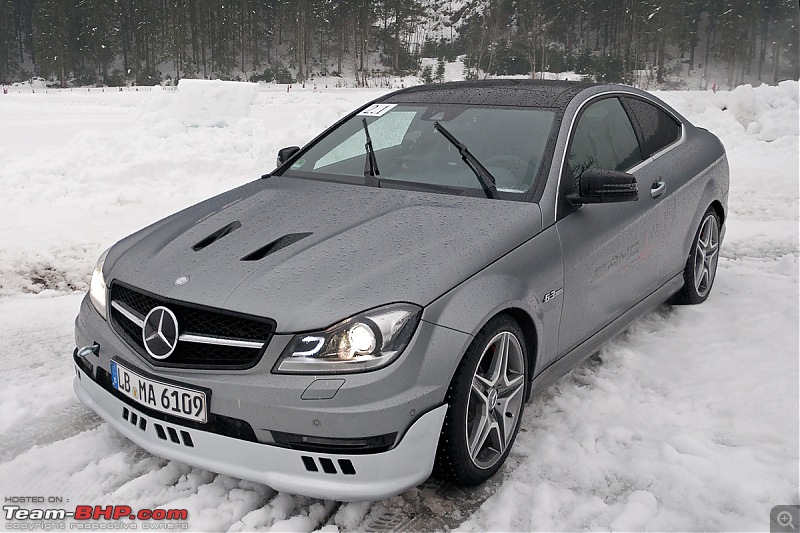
[109,282,275,370]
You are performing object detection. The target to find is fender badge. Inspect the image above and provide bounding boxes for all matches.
[174,275,190,286]
[543,288,563,303]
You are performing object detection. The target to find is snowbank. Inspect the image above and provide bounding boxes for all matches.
[139,79,259,133]
[175,79,259,127]
[657,80,799,142]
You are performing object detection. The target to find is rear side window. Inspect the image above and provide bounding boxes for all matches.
[568,97,643,179]
[623,97,682,158]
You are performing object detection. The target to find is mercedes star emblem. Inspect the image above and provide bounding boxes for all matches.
[142,306,179,359]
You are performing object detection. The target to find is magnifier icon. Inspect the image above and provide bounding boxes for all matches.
[778,511,796,530]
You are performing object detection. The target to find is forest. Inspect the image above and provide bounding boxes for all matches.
[0,0,797,88]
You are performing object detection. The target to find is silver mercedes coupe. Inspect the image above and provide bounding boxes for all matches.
[73,80,728,501]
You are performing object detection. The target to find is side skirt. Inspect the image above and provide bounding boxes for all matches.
[528,273,684,397]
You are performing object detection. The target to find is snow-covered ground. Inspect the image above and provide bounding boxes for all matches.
[0,81,797,531]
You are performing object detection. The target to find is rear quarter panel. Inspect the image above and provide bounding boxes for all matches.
[672,128,730,261]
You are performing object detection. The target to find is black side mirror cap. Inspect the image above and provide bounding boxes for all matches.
[276,146,301,167]
[568,168,639,204]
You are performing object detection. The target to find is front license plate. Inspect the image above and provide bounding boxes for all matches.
[110,360,208,423]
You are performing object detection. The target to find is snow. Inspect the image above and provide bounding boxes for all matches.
[664,81,800,142]
[418,56,586,83]
[461,273,798,530]
[172,79,259,128]
[0,80,797,531]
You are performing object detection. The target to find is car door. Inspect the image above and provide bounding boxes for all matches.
[620,96,687,280]
[555,96,664,355]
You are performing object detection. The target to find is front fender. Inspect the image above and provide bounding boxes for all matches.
[421,225,564,376]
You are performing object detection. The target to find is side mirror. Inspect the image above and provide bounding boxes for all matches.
[568,168,638,204]
[276,146,300,167]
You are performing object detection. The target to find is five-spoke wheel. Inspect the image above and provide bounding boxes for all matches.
[467,331,525,469]
[435,315,528,485]
[673,207,721,305]
[693,213,720,297]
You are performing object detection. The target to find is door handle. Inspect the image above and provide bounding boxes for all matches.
[650,180,666,199]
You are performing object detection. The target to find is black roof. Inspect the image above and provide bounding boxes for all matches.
[384,79,599,109]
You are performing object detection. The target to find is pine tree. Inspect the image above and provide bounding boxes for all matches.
[385,0,425,74]
[422,63,433,82]
[81,0,118,84]
[35,0,73,87]
[0,0,15,83]
[435,56,445,82]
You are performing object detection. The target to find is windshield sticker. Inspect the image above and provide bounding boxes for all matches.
[357,103,398,117]
[290,158,306,169]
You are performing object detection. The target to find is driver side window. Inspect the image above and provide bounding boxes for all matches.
[568,97,643,180]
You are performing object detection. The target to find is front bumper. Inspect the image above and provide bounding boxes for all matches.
[74,294,470,444]
[73,292,471,500]
[74,366,447,501]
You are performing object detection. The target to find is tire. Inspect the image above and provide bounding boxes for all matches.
[672,207,721,305]
[434,315,529,485]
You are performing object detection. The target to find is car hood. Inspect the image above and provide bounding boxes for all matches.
[106,177,542,332]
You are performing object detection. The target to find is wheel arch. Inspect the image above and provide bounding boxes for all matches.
[426,294,544,405]
[683,199,724,259]
[710,199,725,226]
[681,183,726,260]
[495,307,539,402]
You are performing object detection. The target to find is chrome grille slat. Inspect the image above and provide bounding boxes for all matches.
[111,300,145,328]
[178,333,264,349]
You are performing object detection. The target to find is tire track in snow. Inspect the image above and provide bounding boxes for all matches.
[347,449,525,531]
[0,404,102,464]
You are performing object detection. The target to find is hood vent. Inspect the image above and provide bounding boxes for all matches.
[192,221,242,252]
[242,232,313,261]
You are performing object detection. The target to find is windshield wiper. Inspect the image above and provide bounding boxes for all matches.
[433,121,498,199]
[362,118,381,187]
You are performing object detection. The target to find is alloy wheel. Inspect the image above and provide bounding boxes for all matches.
[466,331,525,470]
[693,214,720,297]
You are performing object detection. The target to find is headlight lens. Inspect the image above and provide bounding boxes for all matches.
[89,249,109,319]
[274,303,422,374]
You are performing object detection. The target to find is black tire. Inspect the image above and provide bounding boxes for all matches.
[672,207,721,305]
[434,315,529,485]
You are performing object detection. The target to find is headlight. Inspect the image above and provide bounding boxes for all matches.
[89,248,109,319]
[274,303,422,374]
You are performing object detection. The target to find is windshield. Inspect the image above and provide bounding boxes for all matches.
[280,103,556,200]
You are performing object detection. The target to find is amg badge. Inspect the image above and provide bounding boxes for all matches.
[543,288,564,303]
